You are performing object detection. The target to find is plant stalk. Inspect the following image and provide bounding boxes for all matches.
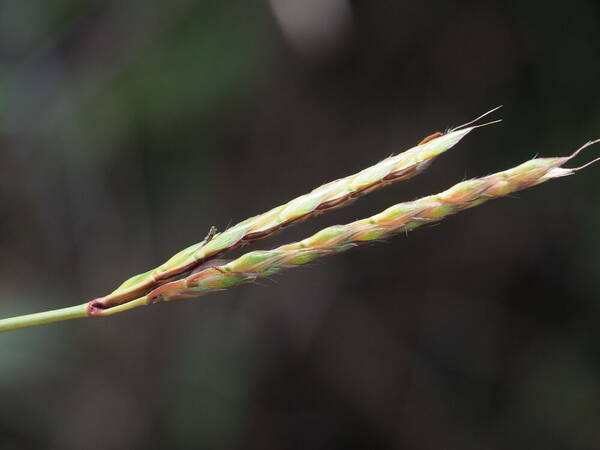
[0,304,88,333]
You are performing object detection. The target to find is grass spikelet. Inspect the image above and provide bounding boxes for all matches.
[95,110,499,308]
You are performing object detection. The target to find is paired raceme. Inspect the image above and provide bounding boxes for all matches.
[90,142,599,317]
[96,121,487,308]
[1,108,597,332]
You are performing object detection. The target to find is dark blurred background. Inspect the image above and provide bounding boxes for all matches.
[1,1,600,449]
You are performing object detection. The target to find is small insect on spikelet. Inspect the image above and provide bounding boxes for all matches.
[92,108,502,309]
[89,139,599,313]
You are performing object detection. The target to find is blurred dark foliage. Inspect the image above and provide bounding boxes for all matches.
[1,1,600,449]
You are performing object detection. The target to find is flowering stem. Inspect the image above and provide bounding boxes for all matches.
[1,137,596,333]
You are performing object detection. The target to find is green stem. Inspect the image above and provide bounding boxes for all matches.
[0,304,88,333]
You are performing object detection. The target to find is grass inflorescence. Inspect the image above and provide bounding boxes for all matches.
[0,109,597,332]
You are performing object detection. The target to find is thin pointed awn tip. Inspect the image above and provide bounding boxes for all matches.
[567,139,600,171]
[450,106,503,132]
